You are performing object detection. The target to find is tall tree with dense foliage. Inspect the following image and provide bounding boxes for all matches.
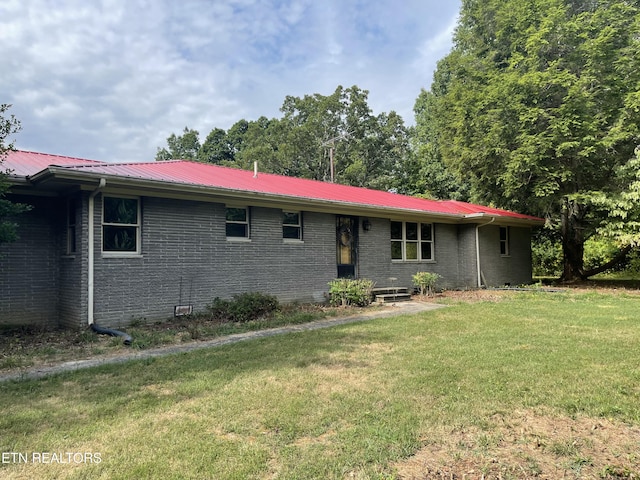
[0,104,31,244]
[195,120,250,165]
[420,0,640,280]
[591,147,640,252]
[407,88,470,199]
[156,127,201,161]
[155,86,409,191]
[234,85,409,189]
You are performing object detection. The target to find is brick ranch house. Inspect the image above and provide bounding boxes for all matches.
[1,150,544,329]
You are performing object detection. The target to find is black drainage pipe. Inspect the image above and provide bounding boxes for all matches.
[91,324,133,346]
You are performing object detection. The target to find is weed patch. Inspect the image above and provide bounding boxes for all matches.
[0,303,344,374]
[393,410,640,479]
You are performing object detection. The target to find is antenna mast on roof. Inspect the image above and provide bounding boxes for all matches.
[321,133,350,183]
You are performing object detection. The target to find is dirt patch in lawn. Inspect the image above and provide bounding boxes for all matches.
[436,289,520,303]
[435,282,640,304]
[393,409,640,479]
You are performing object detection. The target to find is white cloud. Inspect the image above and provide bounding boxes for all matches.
[0,0,461,162]
[413,12,459,81]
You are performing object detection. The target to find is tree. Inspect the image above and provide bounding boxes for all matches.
[279,85,409,189]
[156,86,411,191]
[588,146,640,271]
[407,89,470,199]
[233,116,289,174]
[234,85,409,189]
[197,128,231,164]
[421,0,640,280]
[156,127,201,161]
[0,104,31,244]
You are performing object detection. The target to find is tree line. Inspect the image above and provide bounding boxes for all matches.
[155,85,425,195]
[155,83,469,200]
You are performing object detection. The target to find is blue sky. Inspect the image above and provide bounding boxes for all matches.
[1,0,461,163]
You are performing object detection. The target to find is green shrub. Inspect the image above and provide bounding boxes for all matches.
[412,271,441,296]
[327,278,375,307]
[532,235,563,277]
[206,292,280,323]
[625,249,640,276]
[584,236,630,272]
[207,297,232,321]
[533,234,640,278]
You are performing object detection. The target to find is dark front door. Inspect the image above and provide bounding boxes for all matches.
[336,216,358,278]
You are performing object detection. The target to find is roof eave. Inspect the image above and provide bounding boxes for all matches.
[462,212,545,227]
[29,166,544,226]
[6,174,30,186]
[104,173,466,222]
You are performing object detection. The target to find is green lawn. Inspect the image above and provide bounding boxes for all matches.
[1,290,639,479]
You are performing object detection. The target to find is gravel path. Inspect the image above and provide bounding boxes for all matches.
[1,301,444,383]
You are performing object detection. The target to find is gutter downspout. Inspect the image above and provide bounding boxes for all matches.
[87,179,132,345]
[88,178,106,326]
[475,217,496,288]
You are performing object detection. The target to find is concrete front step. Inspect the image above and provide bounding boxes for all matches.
[372,286,412,303]
[375,293,412,303]
[371,286,410,295]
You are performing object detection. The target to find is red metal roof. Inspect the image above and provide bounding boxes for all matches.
[5,150,544,223]
[3,150,103,176]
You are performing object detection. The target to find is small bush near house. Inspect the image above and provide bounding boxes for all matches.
[206,292,280,322]
[412,271,441,296]
[328,278,375,307]
[532,235,563,277]
[207,297,232,321]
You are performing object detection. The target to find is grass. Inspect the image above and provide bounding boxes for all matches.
[1,290,640,478]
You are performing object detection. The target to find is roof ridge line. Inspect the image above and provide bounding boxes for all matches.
[15,149,103,163]
[66,159,185,168]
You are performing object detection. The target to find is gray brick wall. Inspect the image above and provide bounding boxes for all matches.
[92,197,339,327]
[2,190,536,329]
[58,192,88,328]
[456,225,480,287]
[478,225,533,287]
[357,216,392,283]
[0,194,63,327]
[359,220,479,291]
[387,223,461,290]
[359,220,532,291]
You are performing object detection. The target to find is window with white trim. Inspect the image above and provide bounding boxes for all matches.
[499,226,510,256]
[391,221,434,261]
[283,211,302,240]
[102,196,140,253]
[226,207,250,238]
